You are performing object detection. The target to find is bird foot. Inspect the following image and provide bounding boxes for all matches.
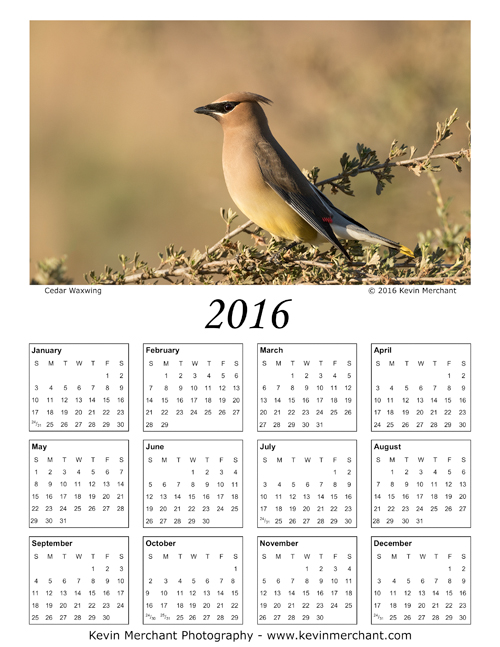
[268,241,299,264]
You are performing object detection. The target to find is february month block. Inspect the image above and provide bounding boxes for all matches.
[29,439,129,528]
[29,536,129,625]
[371,343,471,431]
[143,344,243,432]
[257,344,357,432]
[371,536,471,625]
[143,536,243,624]
[257,440,356,528]
[143,439,242,527]
[29,343,129,432]
[371,440,471,528]
[257,536,357,624]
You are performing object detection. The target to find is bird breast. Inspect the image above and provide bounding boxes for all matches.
[221,141,319,243]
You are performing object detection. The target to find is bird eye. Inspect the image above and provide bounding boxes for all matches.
[223,103,234,112]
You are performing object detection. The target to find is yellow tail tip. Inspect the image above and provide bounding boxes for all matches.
[399,245,414,258]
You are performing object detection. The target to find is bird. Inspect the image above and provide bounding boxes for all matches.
[194,92,414,260]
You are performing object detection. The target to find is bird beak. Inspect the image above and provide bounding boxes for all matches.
[194,105,211,116]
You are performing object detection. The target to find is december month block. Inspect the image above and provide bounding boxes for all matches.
[371,536,471,625]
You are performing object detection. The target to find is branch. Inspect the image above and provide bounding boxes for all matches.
[118,257,241,285]
[311,109,470,196]
[196,214,255,264]
[316,149,470,188]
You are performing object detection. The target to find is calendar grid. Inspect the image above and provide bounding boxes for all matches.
[143,439,243,528]
[142,536,244,625]
[29,343,130,432]
[257,536,358,625]
[257,343,357,433]
[25,340,474,628]
[370,535,471,625]
[371,343,471,432]
[370,439,471,528]
[29,438,130,528]
[143,343,244,432]
[257,439,357,528]
[29,535,130,625]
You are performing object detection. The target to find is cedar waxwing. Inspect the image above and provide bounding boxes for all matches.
[194,92,414,260]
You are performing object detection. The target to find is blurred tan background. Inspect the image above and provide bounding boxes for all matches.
[30,21,470,283]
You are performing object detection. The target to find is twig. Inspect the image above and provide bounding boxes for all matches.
[196,219,255,264]
[112,258,239,285]
[316,149,470,187]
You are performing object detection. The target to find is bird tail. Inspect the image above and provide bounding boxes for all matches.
[397,244,415,258]
[340,225,415,258]
[314,189,414,258]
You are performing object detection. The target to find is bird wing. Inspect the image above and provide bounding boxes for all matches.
[312,185,368,231]
[255,140,351,259]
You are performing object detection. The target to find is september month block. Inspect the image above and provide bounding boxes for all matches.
[371,343,471,431]
[257,440,356,527]
[371,536,471,625]
[29,439,129,528]
[143,536,243,624]
[257,344,357,432]
[143,439,242,527]
[257,536,357,624]
[29,536,129,625]
[371,440,471,528]
[29,343,129,432]
[143,344,243,432]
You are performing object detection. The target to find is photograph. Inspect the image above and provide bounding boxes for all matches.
[30,21,470,285]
